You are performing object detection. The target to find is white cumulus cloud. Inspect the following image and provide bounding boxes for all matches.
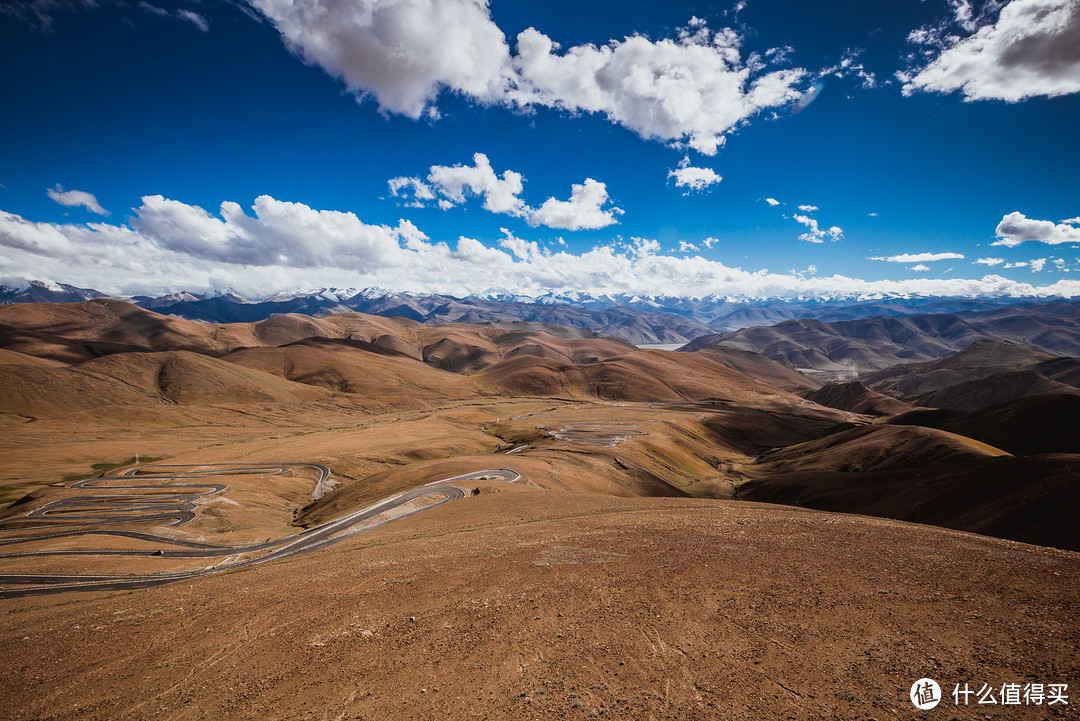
[130,194,426,270]
[386,177,436,208]
[528,179,622,231]
[390,153,622,230]
[249,2,809,153]
[669,157,722,192]
[765,197,780,206]
[993,211,1080,246]
[248,0,513,118]
[46,184,109,216]
[974,257,1005,265]
[423,153,527,217]
[6,194,1080,301]
[910,264,931,272]
[797,204,819,212]
[794,214,843,244]
[509,23,805,155]
[902,0,1080,101]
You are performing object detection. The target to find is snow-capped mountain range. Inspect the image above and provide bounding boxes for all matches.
[0,280,1061,345]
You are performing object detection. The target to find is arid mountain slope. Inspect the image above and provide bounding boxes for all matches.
[908,369,1080,412]
[0,299,426,358]
[685,308,1080,372]
[890,393,1080,455]
[0,300,638,374]
[0,350,333,418]
[802,380,914,416]
[683,314,995,371]
[0,347,66,368]
[688,343,820,391]
[741,451,1080,551]
[473,349,800,404]
[862,339,1061,396]
[222,339,476,406]
[753,424,1008,474]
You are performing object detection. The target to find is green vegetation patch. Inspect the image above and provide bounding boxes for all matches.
[61,456,162,483]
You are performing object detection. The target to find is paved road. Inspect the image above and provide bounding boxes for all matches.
[0,465,519,598]
[0,464,333,531]
[536,418,650,447]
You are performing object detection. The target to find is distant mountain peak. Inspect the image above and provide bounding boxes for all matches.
[204,288,249,303]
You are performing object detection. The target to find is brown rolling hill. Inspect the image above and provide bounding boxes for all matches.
[472,348,802,404]
[0,349,332,418]
[0,302,1076,548]
[697,403,846,457]
[972,306,1080,356]
[78,350,334,405]
[0,321,148,364]
[0,299,428,359]
[740,453,1080,551]
[417,328,630,373]
[684,309,1080,373]
[0,363,159,418]
[0,347,67,368]
[802,380,914,416]
[908,369,1080,412]
[752,424,1008,474]
[688,343,821,391]
[861,339,1062,396]
[890,393,1080,455]
[0,300,640,377]
[683,314,996,372]
[0,298,236,355]
[222,338,475,408]
[1034,354,1080,387]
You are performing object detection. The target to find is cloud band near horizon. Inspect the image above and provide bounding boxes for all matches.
[2,193,1078,301]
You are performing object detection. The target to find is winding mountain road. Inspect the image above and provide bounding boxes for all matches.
[0,464,519,598]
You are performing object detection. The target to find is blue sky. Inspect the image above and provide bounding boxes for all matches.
[1,0,1078,298]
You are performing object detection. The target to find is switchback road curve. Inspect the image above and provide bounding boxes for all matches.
[0,464,331,530]
[0,465,519,598]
